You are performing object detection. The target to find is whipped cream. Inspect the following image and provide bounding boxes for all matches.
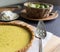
[1,10,19,21]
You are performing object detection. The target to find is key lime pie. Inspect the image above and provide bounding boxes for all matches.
[0,22,34,52]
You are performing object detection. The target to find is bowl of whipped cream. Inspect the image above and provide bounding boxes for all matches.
[0,10,19,21]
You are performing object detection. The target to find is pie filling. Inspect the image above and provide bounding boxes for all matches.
[0,25,31,52]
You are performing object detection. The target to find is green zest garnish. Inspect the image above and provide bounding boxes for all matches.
[28,3,49,8]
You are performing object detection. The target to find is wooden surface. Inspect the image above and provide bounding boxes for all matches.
[7,20,60,52]
[52,44,60,52]
[44,35,60,52]
[0,7,18,12]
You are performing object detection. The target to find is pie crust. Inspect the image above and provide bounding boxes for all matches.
[0,22,34,52]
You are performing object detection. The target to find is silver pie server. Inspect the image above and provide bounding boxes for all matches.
[35,20,46,52]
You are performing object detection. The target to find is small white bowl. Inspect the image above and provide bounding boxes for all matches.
[0,10,19,21]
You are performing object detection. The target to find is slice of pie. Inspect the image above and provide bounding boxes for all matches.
[0,22,34,52]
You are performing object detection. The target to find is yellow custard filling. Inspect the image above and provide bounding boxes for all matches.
[0,25,31,52]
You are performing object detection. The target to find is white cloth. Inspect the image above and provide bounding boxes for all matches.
[27,32,53,52]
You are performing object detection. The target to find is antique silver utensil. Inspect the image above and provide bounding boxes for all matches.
[35,20,46,52]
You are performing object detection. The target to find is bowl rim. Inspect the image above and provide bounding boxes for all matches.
[24,2,54,9]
